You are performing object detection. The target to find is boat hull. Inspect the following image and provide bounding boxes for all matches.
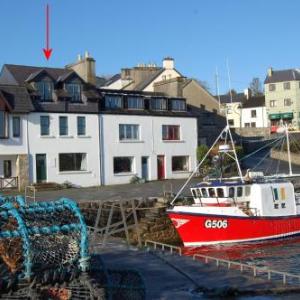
[167,211,300,246]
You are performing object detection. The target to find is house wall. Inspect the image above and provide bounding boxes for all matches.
[241,106,267,128]
[182,80,219,113]
[223,102,242,128]
[0,114,28,155]
[100,114,197,185]
[265,80,300,129]
[27,112,101,187]
[143,69,181,92]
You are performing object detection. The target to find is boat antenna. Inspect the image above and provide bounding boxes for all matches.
[226,58,233,103]
[285,124,293,175]
[215,66,221,111]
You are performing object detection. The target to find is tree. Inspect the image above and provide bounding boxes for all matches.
[249,77,263,96]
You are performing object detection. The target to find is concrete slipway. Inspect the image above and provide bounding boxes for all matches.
[97,240,300,300]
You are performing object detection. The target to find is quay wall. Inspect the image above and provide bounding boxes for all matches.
[271,149,300,166]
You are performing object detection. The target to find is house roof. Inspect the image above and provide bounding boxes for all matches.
[3,64,67,85]
[242,96,265,108]
[264,69,300,84]
[134,69,165,90]
[0,84,34,112]
[216,93,246,104]
[104,74,121,86]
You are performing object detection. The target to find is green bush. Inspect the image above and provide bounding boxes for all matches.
[197,144,210,167]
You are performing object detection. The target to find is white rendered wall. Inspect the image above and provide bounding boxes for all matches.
[100,114,197,185]
[0,114,28,155]
[27,113,101,187]
[241,107,267,127]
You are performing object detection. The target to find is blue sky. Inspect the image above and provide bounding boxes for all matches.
[0,0,299,94]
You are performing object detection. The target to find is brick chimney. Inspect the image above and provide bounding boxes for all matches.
[66,51,96,85]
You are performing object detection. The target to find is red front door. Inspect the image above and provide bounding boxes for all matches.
[157,155,165,180]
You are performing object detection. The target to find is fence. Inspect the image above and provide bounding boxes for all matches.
[0,177,18,189]
[145,240,300,285]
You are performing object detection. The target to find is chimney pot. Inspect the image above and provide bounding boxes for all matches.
[268,67,273,77]
[77,54,82,61]
[85,51,90,58]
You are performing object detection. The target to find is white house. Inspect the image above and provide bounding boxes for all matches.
[100,113,197,185]
[0,55,197,189]
[241,96,267,128]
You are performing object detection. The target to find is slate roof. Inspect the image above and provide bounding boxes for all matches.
[134,69,165,90]
[216,93,247,104]
[264,69,300,84]
[0,84,34,113]
[104,74,121,87]
[4,64,67,85]
[242,96,265,108]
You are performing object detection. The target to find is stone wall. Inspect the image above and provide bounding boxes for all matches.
[233,127,270,138]
[16,154,29,191]
[271,149,300,165]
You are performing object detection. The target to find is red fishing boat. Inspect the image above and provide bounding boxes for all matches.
[167,125,300,246]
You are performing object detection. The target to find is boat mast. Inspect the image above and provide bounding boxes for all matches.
[285,124,293,176]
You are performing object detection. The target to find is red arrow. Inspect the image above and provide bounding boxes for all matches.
[43,4,52,60]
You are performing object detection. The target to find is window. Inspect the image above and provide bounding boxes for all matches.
[283,82,290,90]
[35,81,53,101]
[127,97,144,110]
[0,111,8,138]
[251,110,257,118]
[200,104,206,110]
[171,99,186,111]
[105,95,122,109]
[201,188,208,197]
[195,189,201,197]
[280,187,286,200]
[172,156,189,172]
[65,83,81,102]
[208,188,216,197]
[162,125,180,140]
[269,84,276,91]
[270,100,276,107]
[113,157,133,174]
[229,187,235,198]
[12,116,20,137]
[150,98,167,110]
[59,116,68,136]
[251,122,256,127]
[77,116,86,136]
[245,186,251,196]
[119,124,139,140]
[162,75,167,80]
[40,116,50,136]
[228,119,234,126]
[244,123,250,127]
[3,160,12,178]
[59,153,87,172]
[191,189,197,198]
[273,188,279,200]
[217,188,224,197]
[237,187,243,197]
[284,98,292,106]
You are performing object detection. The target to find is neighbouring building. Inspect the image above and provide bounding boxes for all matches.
[241,96,267,128]
[264,67,300,130]
[0,54,197,190]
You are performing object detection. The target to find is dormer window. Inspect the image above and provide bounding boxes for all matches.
[65,83,81,102]
[171,99,186,111]
[127,96,144,110]
[105,95,122,109]
[35,81,53,101]
[150,98,167,111]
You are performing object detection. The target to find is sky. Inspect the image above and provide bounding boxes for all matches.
[0,0,300,94]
